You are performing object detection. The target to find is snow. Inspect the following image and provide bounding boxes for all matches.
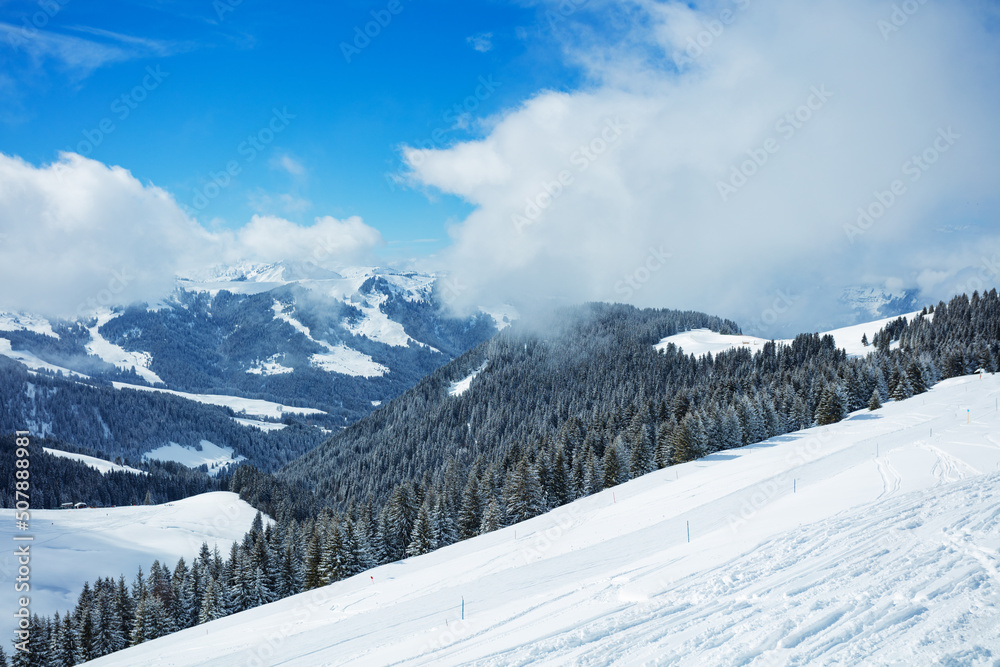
[448,362,487,397]
[479,305,519,331]
[655,329,772,356]
[85,310,164,385]
[110,381,326,419]
[272,301,389,377]
[0,311,59,338]
[657,311,931,359]
[245,355,295,376]
[0,337,88,378]
[43,447,146,476]
[0,492,265,638]
[822,310,929,357]
[232,417,288,432]
[85,372,1000,666]
[142,440,247,475]
[345,292,439,352]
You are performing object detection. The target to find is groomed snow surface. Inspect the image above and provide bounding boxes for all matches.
[0,493,263,638]
[87,373,1000,666]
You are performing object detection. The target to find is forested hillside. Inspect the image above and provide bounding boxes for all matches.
[0,358,325,472]
[22,291,1000,666]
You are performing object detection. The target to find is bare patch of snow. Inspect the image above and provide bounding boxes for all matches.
[142,440,246,476]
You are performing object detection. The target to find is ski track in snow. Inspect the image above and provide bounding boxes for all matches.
[80,374,1000,666]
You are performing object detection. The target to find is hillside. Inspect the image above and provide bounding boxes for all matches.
[0,492,263,640]
[0,264,500,471]
[85,372,1000,665]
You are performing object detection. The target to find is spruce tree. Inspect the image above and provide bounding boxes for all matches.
[868,388,882,411]
[406,505,435,557]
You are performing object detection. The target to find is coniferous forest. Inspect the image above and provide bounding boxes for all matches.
[8,290,1000,666]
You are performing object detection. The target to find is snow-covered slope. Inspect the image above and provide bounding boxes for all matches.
[111,381,326,419]
[658,311,928,359]
[448,362,488,397]
[654,329,772,356]
[0,493,265,638]
[87,373,1000,666]
[43,447,146,475]
[143,440,247,476]
[85,309,164,385]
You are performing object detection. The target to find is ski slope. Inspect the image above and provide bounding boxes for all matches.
[87,373,1000,666]
[0,493,264,638]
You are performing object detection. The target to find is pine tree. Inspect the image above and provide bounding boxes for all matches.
[868,388,882,411]
[198,578,220,624]
[602,439,626,488]
[72,581,95,663]
[406,504,435,557]
[47,612,73,667]
[479,495,503,534]
[458,471,482,539]
[503,457,544,523]
[891,374,914,401]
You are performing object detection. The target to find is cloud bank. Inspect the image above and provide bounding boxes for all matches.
[0,153,383,318]
[410,0,1000,335]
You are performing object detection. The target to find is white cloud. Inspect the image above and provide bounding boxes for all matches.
[0,152,213,317]
[467,32,494,53]
[271,153,306,177]
[0,153,385,318]
[409,0,1000,334]
[247,189,312,215]
[0,23,181,78]
[223,214,384,268]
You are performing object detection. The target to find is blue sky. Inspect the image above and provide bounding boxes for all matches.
[1,0,999,334]
[0,0,583,257]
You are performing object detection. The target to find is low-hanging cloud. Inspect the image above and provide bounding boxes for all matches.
[0,153,383,318]
[409,0,1000,335]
